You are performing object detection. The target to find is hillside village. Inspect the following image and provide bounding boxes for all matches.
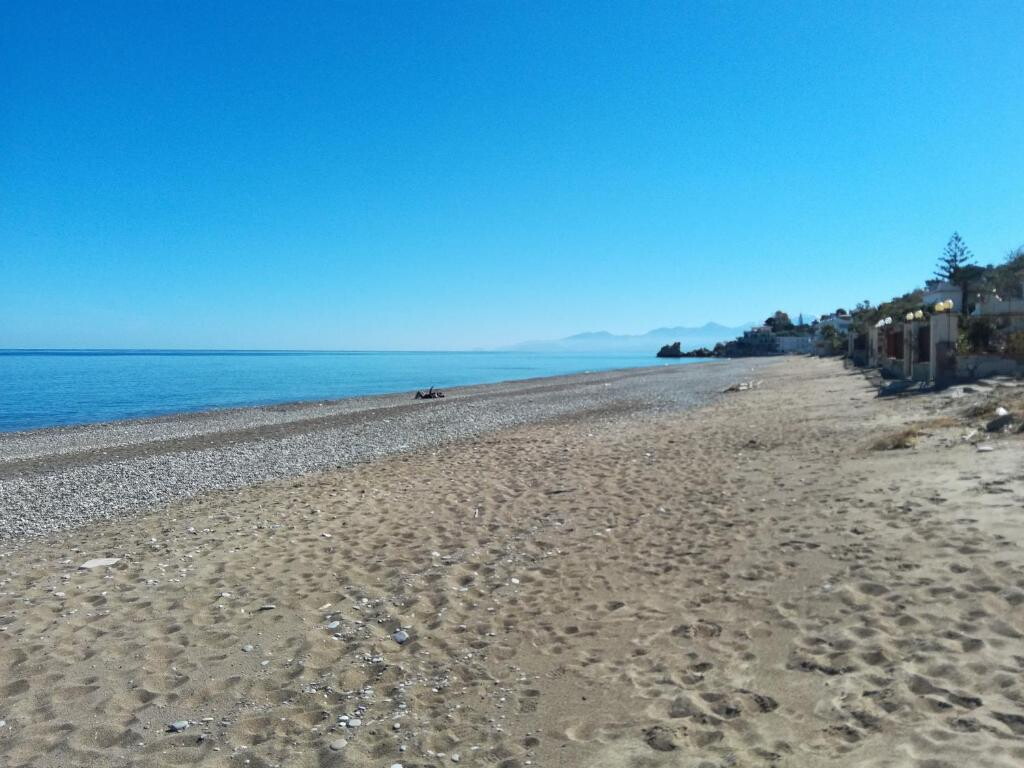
[661,233,1024,385]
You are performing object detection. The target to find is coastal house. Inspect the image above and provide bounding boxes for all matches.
[922,280,963,313]
[815,312,852,334]
[739,326,779,354]
[716,325,780,357]
[809,312,852,356]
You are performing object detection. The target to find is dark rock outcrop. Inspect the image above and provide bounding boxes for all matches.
[657,342,716,359]
[657,342,684,358]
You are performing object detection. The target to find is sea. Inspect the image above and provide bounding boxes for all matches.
[0,349,710,433]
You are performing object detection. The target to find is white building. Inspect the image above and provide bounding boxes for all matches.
[814,312,852,334]
[922,280,963,312]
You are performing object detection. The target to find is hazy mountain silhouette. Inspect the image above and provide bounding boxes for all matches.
[505,322,756,353]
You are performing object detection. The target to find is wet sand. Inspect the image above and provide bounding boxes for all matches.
[1,356,1023,767]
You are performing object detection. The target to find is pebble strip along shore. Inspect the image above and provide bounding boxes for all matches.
[0,359,775,540]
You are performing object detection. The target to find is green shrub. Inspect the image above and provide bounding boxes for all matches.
[962,318,995,353]
[1007,331,1024,361]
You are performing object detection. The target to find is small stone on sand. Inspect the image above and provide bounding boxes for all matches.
[79,557,120,569]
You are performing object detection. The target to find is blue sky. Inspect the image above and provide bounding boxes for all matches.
[2,1,1022,350]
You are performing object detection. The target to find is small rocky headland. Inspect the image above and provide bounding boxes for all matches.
[656,341,714,358]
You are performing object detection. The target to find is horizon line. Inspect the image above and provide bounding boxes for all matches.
[0,347,681,356]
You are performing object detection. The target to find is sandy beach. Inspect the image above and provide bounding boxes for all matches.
[0,360,774,540]
[2,357,1023,767]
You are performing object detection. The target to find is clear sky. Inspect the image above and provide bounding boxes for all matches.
[2,1,1023,350]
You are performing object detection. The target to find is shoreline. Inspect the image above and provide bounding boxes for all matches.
[0,359,718,447]
[0,358,774,540]
[0,353,717,436]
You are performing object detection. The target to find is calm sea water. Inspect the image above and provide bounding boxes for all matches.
[0,350,708,433]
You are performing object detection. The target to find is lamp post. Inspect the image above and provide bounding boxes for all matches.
[915,310,925,379]
[906,312,915,378]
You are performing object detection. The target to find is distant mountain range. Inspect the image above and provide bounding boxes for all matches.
[504,322,757,354]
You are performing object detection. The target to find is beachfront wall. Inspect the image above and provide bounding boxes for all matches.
[860,309,1023,383]
[957,355,1024,379]
[848,332,868,366]
[958,307,1024,378]
[861,318,950,382]
[977,297,1024,317]
[902,325,912,378]
[777,336,814,354]
[867,327,880,367]
[879,326,904,378]
[901,321,931,381]
[929,312,958,384]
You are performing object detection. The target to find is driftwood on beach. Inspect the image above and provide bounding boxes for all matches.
[414,387,445,399]
[723,380,763,393]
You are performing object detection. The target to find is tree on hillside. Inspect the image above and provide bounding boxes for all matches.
[936,232,984,315]
[764,311,793,332]
[859,290,925,326]
[819,324,846,355]
[935,232,974,281]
